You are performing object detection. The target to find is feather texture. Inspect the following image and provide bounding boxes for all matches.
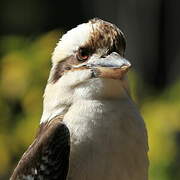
[10,116,70,180]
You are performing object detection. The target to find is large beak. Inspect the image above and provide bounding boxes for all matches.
[73,52,131,79]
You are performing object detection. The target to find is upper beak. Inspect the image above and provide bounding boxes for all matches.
[74,52,131,79]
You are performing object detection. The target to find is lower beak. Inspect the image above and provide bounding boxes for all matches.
[88,52,131,79]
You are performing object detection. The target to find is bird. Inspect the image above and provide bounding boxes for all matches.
[10,18,149,180]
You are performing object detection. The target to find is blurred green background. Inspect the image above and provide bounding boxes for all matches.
[0,0,180,179]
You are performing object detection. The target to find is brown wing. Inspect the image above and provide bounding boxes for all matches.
[10,116,70,180]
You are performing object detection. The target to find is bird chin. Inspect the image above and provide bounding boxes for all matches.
[73,77,127,100]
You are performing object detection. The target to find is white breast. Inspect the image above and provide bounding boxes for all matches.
[63,98,148,180]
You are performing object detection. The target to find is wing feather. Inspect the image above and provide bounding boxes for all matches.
[10,116,70,180]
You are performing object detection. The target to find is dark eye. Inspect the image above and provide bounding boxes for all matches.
[76,48,89,61]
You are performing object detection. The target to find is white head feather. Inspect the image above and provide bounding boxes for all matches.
[52,22,94,65]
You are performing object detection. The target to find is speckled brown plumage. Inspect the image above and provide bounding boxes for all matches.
[88,18,126,57]
[10,116,70,180]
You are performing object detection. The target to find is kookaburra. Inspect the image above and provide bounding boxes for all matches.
[11,18,149,180]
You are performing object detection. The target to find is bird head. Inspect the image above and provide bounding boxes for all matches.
[41,18,131,123]
[49,18,130,84]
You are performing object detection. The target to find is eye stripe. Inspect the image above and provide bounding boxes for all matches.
[49,56,74,83]
[49,55,82,84]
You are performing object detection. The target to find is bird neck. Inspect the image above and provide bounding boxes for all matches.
[40,77,131,124]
